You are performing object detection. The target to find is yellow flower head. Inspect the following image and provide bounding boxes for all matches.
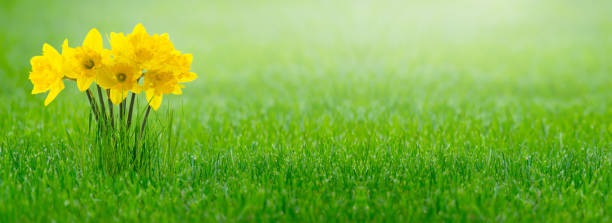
[110,24,175,71]
[29,43,65,106]
[167,51,198,83]
[97,59,142,104]
[143,52,197,110]
[62,28,109,91]
[143,69,180,110]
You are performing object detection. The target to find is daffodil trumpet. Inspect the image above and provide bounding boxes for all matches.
[28,24,197,144]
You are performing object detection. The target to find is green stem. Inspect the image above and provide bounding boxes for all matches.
[106,90,115,129]
[119,99,125,123]
[139,105,152,141]
[85,90,99,122]
[127,93,136,129]
[96,85,108,128]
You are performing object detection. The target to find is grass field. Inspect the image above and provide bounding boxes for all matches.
[1,0,612,222]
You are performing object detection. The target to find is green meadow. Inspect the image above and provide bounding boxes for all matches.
[1,0,612,221]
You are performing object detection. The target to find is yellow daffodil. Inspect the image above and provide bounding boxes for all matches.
[143,69,179,110]
[110,24,175,70]
[62,28,109,91]
[143,52,197,110]
[97,59,142,104]
[29,43,65,106]
[166,51,198,83]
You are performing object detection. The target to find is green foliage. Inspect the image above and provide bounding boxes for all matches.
[1,0,612,222]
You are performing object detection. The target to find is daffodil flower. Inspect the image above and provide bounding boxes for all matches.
[97,59,142,104]
[143,52,197,110]
[62,28,109,91]
[29,43,65,106]
[110,24,175,71]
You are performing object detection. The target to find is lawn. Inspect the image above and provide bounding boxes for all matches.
[1,0,611,222]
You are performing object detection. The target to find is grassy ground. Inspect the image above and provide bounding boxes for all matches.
[1,0,612,222]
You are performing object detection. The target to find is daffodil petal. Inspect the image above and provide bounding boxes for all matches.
[178,72,197,83]
[76,78,92,92]
[109,32,127,52]
[132,84,143,94]
[146,90,162,110]
[145,89,154,101]
[42,43,60,57]
[109,89,127,105]
[184,54,193,64]
[132,23,147,36]
[83,28,103,51]
[44,81,64,106]
[172,85,183,95]
[149,94,162,110]
[31,78,49,94]
[61,39,71,54]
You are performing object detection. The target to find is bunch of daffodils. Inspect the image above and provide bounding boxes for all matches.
[29,24,197,134]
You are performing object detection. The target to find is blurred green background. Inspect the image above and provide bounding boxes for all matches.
[3,0,611,102]
[1,0,612,221]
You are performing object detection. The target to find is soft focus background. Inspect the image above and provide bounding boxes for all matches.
[1,0,611,221]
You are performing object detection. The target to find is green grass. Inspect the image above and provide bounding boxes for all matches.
[1,0,612,222]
